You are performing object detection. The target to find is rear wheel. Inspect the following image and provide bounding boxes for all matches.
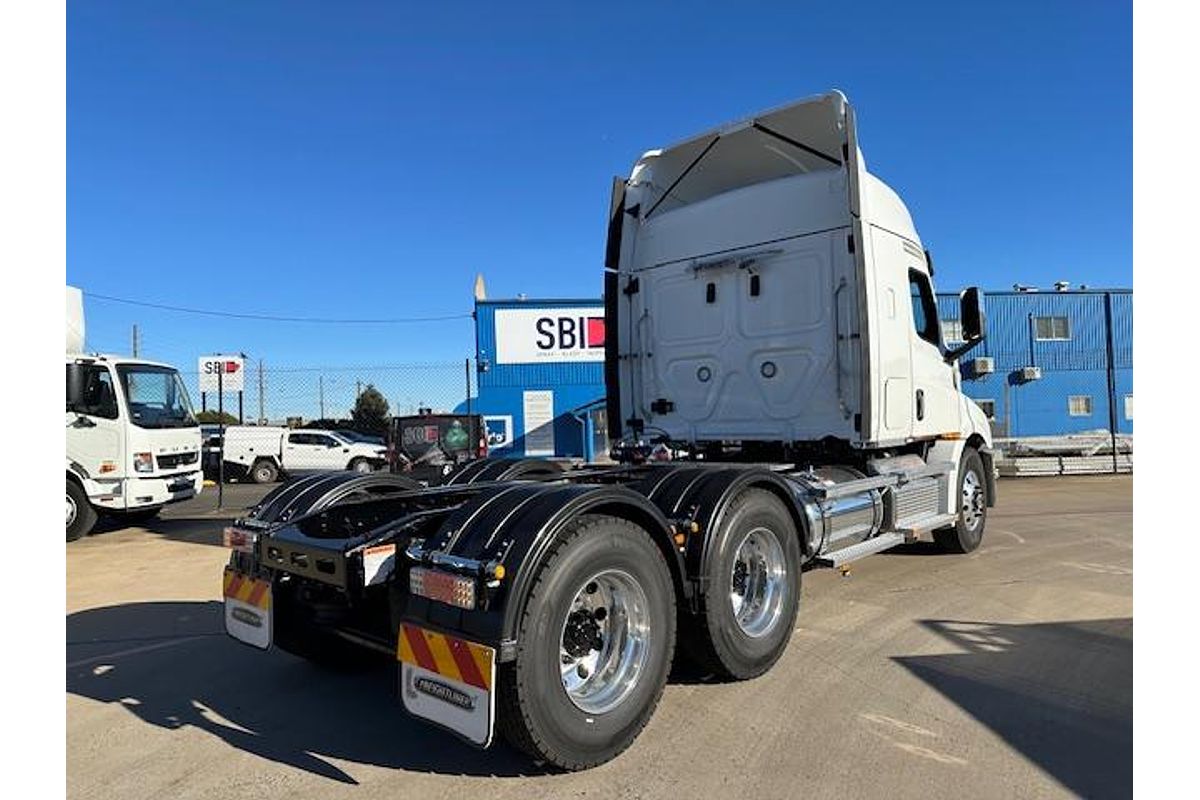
[934,448,988,553]
[497,514,675,770]
[66,479,96,542]
[680,488,801,680]
[348,457,373,474]
[250,459,279,484]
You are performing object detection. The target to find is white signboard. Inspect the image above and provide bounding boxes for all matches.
[523,390,555,456]
[198,355,245,393]
[494,307,605,365]
[483,415,514,450]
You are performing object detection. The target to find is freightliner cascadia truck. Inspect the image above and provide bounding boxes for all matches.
[221,91,995,769]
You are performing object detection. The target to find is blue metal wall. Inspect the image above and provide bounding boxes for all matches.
[467,299,606,458]
[937,289,1132,437]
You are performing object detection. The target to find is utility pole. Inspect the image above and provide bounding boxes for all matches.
[356,380,362,400]
[131,324,140,357]
[257,359,265,424]
[319,375,325,420]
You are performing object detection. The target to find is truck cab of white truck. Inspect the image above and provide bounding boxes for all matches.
[66,287,203,540]
[606,90,992,462]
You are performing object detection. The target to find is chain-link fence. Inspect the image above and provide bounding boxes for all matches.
[178,360,474,428]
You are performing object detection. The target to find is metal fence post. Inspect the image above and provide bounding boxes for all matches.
[465,358,473,416]
[1103,291,1119,474]
[217,366,224,509]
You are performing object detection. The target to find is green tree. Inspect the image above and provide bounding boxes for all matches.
[196,410,239,424]
[351,385,390,435]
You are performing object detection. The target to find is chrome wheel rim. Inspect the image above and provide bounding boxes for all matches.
[353,461,371,473]
[729,527,787,638]
[962,469,985,531]
[66,493,77,528]
[559,569,651,715]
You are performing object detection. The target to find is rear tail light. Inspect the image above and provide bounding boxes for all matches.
[223,526,256,553]
[410,567,476,610]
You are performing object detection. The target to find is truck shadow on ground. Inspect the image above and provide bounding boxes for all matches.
[67,601,549,783]
[893,617,1132,799]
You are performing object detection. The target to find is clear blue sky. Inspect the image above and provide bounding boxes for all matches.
[68,0,1131,374]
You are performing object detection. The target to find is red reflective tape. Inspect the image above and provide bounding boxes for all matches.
[224,573,244,598]
[446,636,488,690]
[403,624,438,673]
[246,581,269,609]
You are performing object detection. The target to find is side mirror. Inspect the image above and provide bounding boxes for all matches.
[960,287,986,341]
[945,287,987,363]
[66,363,86,412]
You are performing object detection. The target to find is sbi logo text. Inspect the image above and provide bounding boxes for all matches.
[535,316,605,351]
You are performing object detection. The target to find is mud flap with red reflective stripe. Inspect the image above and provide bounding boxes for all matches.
[397,622,496,747]
[223,567,272,650]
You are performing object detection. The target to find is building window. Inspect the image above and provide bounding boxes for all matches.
[1068,395,1093,416]
[942,319,964,343]
[976,399,996,420]
[1124,395,1133,421]
[1034,315,1071,341]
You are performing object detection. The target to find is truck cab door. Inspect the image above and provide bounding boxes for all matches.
[313,433,350,470]
[284,432,324,472]
[908,268,962,438]
[66,363,125,483]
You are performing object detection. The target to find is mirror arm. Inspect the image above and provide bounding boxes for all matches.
[944,334,986,364]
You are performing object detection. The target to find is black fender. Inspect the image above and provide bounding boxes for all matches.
[405,481,686,658]
[248,472,421,526]
[441,457,566,486]
[629,465,811,612]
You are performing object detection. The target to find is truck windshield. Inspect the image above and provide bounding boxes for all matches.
[115,364,198,429]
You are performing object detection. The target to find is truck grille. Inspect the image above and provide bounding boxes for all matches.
[157,451,199,470]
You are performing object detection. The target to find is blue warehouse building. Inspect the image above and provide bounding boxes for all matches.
[937,288,1132,438]
[470,298,609,460]
[466,288,1132,458]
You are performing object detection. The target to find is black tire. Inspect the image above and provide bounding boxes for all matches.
[250,459,279,484]
[680,488,802,680]
[347,457,373,474]
[934,448,988,554]
[497,514,676,770]
[66,479,96,542]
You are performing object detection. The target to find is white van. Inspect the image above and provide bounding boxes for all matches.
[222,426,389,483]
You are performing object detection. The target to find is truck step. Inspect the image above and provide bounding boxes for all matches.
[813,532,907,568]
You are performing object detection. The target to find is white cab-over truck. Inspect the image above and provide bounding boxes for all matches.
[220,92,994,769]
[222,425,390,484]
[66,287,203,540]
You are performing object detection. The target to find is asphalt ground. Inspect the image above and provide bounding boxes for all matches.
[66,475,1132,799]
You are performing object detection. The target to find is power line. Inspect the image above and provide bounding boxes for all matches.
[85,292,473,324]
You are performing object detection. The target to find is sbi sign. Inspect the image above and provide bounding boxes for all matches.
[494,307,605,364]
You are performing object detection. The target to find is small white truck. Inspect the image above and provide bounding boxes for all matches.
[66,286,204,540]
[222,426,389,483]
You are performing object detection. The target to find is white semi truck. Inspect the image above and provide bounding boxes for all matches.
[66,286,204,540]
[220,92,995,769]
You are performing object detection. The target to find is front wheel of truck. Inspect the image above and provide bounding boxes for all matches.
[934,447,988,554]
[66,478,96,542]
[497,514,676,770]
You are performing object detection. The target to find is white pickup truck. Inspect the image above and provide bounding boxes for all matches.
[222,426,389,483]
